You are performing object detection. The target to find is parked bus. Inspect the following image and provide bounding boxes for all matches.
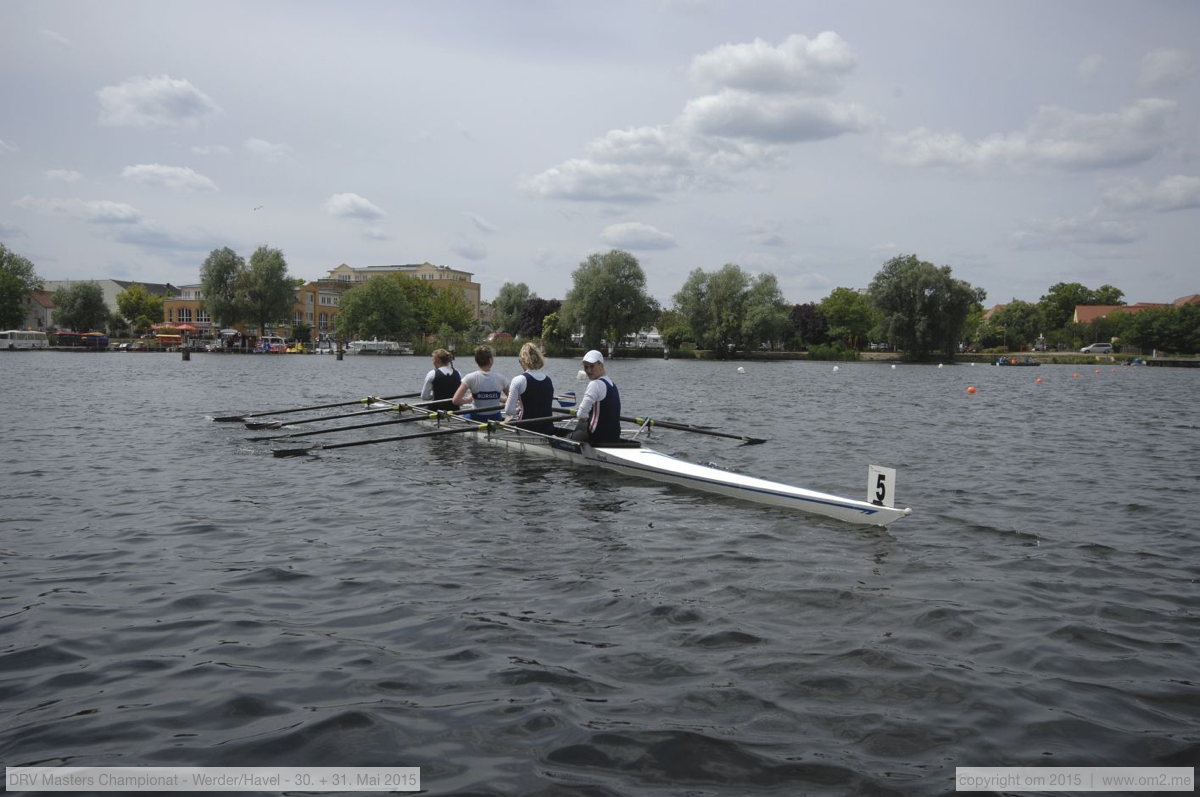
[0,330,50,349]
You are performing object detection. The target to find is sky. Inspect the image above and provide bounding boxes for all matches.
[2,0,1198,309]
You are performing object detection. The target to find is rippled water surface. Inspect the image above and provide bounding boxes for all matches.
[2,352,1197,795]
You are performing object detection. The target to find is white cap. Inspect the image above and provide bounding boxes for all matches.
[582,349,604,364]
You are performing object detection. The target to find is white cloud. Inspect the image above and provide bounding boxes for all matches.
[0,139,18,154]
[600,221,677,250]
[46,169,82,183]
[886,99,1177,171]
[1101,175,1200,212]
[41,29,72,48]
[244,138,293,162]
[324,193,386,220]
[121,164,218,192]
[524,32,871,204]
[97,75,220,128]
[680,90,874,142]
[192,144,231,156]
[1139,49,1195,92]
[690,32,856,95]
[15,195,143,224]
[1077,54,1103,80]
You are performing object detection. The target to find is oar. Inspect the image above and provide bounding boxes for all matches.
[551,407,767,445]
[243,397,445,430]
[212,392,420,423]
[272,416,558,458]
[249,408,477,441]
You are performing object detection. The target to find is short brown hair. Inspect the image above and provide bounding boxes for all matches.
[474,345,494,367]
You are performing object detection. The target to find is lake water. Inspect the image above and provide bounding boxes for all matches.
[1,351,1197,795]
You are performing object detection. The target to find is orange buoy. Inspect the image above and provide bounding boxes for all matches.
[966,385,976,394]
[1035,377,1043,383]
[1073,372,1081,378]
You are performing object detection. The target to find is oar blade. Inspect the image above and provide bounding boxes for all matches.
[244,420,284,430]
[273,446,318,458]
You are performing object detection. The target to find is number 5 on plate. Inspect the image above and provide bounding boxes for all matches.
[868,465,897,507]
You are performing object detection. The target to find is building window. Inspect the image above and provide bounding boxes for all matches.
[197,308,210,322]
[179,308,193,322]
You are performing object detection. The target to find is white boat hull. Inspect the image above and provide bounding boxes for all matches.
[403,408,911,526]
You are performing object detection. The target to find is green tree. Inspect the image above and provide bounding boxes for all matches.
[540,311,571,354]
[1038,282,1126,330]
[1093,284,1126,305]
[978,299,1044,350]
[335,273,416,340]
[561,250,659,351]
[52,282,109,332]
[0,243,43,330]
[428,284,476,335]
[672,264,751,355]
[788,303,829,350]
[741,273,791,350]
[244,246,294,337]
[493,282,533,334]
[116,284,164,329]
[200,247,248,328]
[820,287,875,350]
[868,254,985,361]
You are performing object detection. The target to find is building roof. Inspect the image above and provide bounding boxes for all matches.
[1073,303,1171,324]
[1173,294,1200,306]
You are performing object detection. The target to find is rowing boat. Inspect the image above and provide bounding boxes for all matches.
[389,404,912,527]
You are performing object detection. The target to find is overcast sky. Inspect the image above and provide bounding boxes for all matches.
[2,0,1197,308]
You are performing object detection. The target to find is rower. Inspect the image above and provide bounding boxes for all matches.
[420,348,461,412]
[452,345,509,421]
[504,342,557,435]
[568,349,621,445]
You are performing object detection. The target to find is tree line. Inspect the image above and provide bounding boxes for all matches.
[4,240,1196,356]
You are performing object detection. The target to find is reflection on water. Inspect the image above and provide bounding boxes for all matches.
[1,352,1197,794]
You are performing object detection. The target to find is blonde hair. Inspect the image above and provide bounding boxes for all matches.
[432,348,453,366]
[518,342,544,371]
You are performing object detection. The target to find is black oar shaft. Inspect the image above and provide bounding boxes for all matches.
[272,415,558,457]
[213,392,419,423]
[550,407,765,444]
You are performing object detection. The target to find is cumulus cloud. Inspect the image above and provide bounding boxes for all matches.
[523,32,870,203]
[15,195,143,224]
[1139,49,1195,92]
[681,90,874,142]
[600,222,677,250]
[97,75,220,128]
[886,98,1177,171]
[324,193,385,220]
[690,32,856,95]
[1101,175,1200,212]
[46,169,82,182]
[121,164,218,192]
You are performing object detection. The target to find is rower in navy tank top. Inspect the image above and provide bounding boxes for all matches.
[569,350,622,445]
[420,348,461,412]
[504,342,556,435]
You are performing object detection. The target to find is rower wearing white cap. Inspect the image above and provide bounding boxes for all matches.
[568,350,621,444]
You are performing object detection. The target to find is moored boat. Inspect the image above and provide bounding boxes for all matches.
[345,339,413,355]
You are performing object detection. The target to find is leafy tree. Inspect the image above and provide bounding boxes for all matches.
[741,273,790,350]
[52,282,109,332]
[200,247,248,328]
[292,322,312,345]
[1038,282,1126,330]
[244,246,294,337]
[561,250,659,351]
[868,254,985,361]
[540,311,571,353]
[516,297,561,339]
[493,282,533,334]
[820,287,875,350]
[116,284,164,329]
[0,243,42,330]
[427,284,476,335]
[335,273,416,340]
[656,308,690,349]
[788,303,829,350]
[978,299,1044,350]
[672,264,751,355]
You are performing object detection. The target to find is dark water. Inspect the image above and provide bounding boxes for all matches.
[2,352,1197,795]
